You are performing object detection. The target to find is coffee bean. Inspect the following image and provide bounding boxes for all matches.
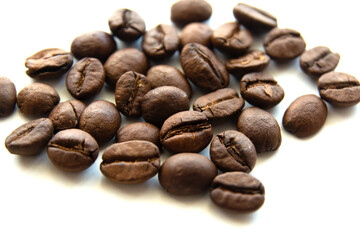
[5,118,53,156]
[66,57,105,100]
[141,86,190,127]
[180,22,213,48]
[104,48,149,88]
[142,24,179,60]
[17,83,60,115]
[226,50,270,78]
[237,107,281,153]
[318,72,360,107]
[171,0,212,26]
[283,94,327,138]
[79,100,121,145]
[300,46,340,76]
[115,71,151,116]
[116,122,160,148]
[160,111,213,153]
[240,72,284,109]
[210,172,265,211]
[211,22,253,56]
[100,140,160,184]
[25,48,73,80]
[48,100,86,132]
[70,31,117,63]
[180,43,229,91]
[108,8,146,42]
[47,129,99,172]
[158,153,217,196]
[264,28,306,60]
[210,130,256,173]
[193,88,244,120]
[0,76,16,117]
[146,65,192,98]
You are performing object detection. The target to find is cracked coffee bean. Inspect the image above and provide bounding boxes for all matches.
[0,76,16,117]
[25,48,73,80]
[66,57,105,100]
[318,72,360,107]
[108,8,146,42]
[240,72,284,109]
[180,22,213,48]
[171,0,212,26]
[210,130,256,173]
[5,118,54,156]
[193,88,244,120]
[100,140,160,184]
[160,111,213,153]
[180,43,229,91]
[210,172,265,211]
[47,129,99,172]
[116,122,160,148]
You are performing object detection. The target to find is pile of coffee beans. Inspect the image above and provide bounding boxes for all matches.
[1,0,360,213]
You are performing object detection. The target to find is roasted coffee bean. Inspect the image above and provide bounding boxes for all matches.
[233,3,277,31]
[108,8,146,42]
[17,83,60,115]
[66,58,105,100]
[47,129,99,172]
[5,118,53,156]
[70,31,117,63]
[318,72,360,107]
[226,50,270,78]
[210,130,256,173]
[300,46,340,76]
[158,153,217,196]
[0,77,16,117]
[211,22,253,56]
[171,0,212,26]
[115,71,151,116]
[79,100,121,145]
[141,86,190,127]
[193,88,244,120]
[180,22,213,48]
[160,111,213,153]
[104,48,149,88]
[237,107,281,153]
[240,72,284,109]
[48,100,86,132]
[264,28,306,60]
[180,43,229,91]
[142,24,179,60]
[210,172,265,211]
[25,48,73,80]
[146,65,192,98]
[116,122,160,148]
[100,140,160,184]
[283,94,327,138]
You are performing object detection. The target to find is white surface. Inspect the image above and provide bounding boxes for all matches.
[0,0,359,239]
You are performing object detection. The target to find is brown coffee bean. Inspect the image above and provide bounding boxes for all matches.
[66,57,105,100]
[240,72,284,109]
[210,172,265,211]
[171,0,212,26]
[100,140,160,184]
[47,129,99,172]
[180,22,213,48]
[210,130,256,173]
[193,88,244,120]
[160,111,213,153]
[158,153,217,196]
[318,72,360,107]
[116,122,160,148]
[180,43,229,91]
[5,118,54,156]
[0,76,16,117]
[237,107,281,153]
[25,48,73,80]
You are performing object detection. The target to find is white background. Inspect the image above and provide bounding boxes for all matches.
[0,0,359,239]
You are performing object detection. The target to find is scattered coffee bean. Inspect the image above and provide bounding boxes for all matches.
[171,0,212,26]
[0,76,16,117]
[210,172,265,211]
[5,118,53,156]
[100,140,160,184]
[180,22,213,48]
[158,153,217,196]
[116,122,160,148]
